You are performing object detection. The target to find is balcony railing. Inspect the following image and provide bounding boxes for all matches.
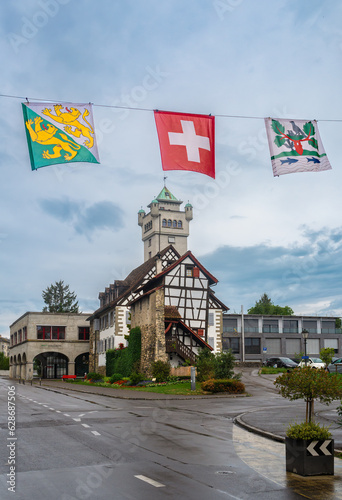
[262,327,279,333]
[166,336,197,364]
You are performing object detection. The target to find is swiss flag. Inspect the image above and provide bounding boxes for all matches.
[154,110,215,178]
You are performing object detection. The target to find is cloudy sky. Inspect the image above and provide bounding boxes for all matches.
[1,0,342,336]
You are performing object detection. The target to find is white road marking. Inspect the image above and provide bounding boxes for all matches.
[49,408,55,410]
[43,405,49,408]
[78,413,86,417]
[73,418,81,422]
[134,475,165,488]
[63,414,70,417]
[82,424,90,428]
[91,431,101,436]
[55,410,61,413]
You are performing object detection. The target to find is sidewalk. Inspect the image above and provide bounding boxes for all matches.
[237,370,342,451]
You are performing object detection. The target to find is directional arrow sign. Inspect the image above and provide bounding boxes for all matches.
[320,440,332,456]
[307,440,332,456]
[307,441,319,456]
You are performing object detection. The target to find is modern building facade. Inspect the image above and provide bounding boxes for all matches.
[222,313,341,362]
[9,312,90,380]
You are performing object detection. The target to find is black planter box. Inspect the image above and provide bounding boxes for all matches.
[285,437,334,476]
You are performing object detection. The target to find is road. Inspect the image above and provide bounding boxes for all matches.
[0,373,340,499]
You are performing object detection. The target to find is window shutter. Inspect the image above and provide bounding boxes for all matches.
[193,267,200,278]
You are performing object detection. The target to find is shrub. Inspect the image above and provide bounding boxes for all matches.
[109,373,124,384]
[106,327,141,377]
[214,350,235,379]
[196,349,216,382]
[129,372,144,386]
[86,372,103,381]
[201,378,245,394]
[152,360,171,382]
[287,421,332,440]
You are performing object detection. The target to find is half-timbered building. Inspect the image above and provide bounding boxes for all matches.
[130,251,227,375]
[88,185,228,376]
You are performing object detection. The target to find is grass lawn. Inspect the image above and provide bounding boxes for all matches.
[64,379,247,396]
[260,367,289,374]
[66,379,205,395]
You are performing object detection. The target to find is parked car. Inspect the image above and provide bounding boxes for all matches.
[327,358,342,374]
[298,357,325,369]
[264,357,298,369]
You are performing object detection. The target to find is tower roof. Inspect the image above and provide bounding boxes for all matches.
[156,186,182,204]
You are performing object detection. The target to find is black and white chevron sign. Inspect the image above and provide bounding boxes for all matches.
[306,440,333,457]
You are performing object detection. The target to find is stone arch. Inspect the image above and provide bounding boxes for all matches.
[33,352,69,379]
[74,352,89,377]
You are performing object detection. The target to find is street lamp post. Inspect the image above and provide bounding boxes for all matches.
[302,329,309,367]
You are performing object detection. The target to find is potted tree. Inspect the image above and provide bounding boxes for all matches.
[275,366,342,476]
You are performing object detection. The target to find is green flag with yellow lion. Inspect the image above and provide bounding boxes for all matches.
[22,102,100,170]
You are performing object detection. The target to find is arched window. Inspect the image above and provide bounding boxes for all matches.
[162,219,167,227]
[178,220,182,228]
[173,220,177,228]
[167,219,172,227]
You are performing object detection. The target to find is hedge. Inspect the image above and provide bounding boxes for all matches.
[201,378,245,394]
[106,327,141,377]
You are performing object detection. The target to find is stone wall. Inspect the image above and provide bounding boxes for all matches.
[131,289,167,377]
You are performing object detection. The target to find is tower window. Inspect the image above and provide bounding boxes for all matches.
[162,219,167,227]
[148,238,151,247]
[167,219,172,227]
[178,220,182,228]
[173,220,177,228]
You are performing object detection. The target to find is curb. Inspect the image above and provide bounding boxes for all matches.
[234,413,285,443]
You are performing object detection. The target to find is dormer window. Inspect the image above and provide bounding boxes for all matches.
[186,266,193,277]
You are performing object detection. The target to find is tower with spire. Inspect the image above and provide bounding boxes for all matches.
[138,185,193,262]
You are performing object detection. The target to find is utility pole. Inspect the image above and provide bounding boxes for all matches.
[241,305,245,363]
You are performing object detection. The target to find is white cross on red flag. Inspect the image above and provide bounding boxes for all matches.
[154,110,215,178]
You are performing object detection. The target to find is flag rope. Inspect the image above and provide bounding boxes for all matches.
[2,92,342,122]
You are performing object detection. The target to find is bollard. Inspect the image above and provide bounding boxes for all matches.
[191,366,196,391]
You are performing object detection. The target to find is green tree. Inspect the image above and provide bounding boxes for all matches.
[0,352,9,370]
[214,351,235,379]
[319,347,335,368]
[275,366,342,423]
[196,349,237,382]
[195,349,216,382]
[42,280,79,313]
[248,293,293,315]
